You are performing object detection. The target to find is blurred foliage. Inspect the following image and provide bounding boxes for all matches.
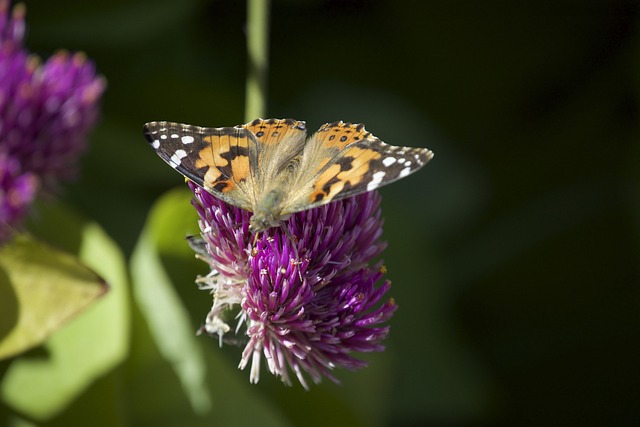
[0,0,638,426]
[0,234,107,360]
[2,202,128,421]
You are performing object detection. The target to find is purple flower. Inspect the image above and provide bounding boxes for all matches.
[0,0,105,241]
[189,180,397,388]
[0,152,36,241]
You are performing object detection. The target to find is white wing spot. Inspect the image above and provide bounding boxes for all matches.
[171,133,179,139]
[367,171,386,191]
[181,135,195,144]
[405,161,412,167]
[160,134,168,140]
[397,158,406,164]
[399,167,412,178]
[382,157,396,167]
[170,149,187,168]
[151,140,160,149]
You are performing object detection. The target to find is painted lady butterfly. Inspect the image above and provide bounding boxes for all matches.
[144,118,434,232]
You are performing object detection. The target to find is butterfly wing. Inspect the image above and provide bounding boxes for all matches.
[283,121,434,213]
[143,121,258,211]
[243,118,307,147]
[242,118,307,185]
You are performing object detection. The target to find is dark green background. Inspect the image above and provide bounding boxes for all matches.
[17,0,640,425]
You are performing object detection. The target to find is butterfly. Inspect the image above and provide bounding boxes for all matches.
[143,118,434,233]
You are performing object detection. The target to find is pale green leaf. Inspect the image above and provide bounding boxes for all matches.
[1,204,129,421]
[130,188,211,414]
[0,234,107,359]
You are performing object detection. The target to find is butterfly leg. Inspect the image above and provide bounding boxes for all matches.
[279,224,304,283]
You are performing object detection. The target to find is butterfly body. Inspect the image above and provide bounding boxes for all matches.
[144,118,434,232]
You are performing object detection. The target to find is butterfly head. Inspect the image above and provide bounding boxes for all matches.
[249,189,287,233]
[249,213,281,233]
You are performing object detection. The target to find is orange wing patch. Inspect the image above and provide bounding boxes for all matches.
[243,118,306,145]
[310,164,344,203]
[195,139,226,169]
[309,147,382,203]
[229,154,250,186]
[316,121,372,150]
[195,130,252,193]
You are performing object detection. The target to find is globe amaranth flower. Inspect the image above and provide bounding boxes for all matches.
[189,180,398,389]
[0,0,105,241]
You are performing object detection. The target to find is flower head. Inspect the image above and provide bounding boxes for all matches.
[0,0,105,241]
[189,180,397,388]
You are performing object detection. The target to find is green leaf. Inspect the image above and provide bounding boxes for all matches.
[0,234,107,359]
[130,188,211,414]
[1,203,130,421]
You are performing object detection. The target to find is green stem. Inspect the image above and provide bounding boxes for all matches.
[245,0,271,121]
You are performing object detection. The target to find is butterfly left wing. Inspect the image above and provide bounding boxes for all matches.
[284,121,434,213]
[143,121,258,211]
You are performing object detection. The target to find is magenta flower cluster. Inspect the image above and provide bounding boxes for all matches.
[0,0,105,241]
[189,181,397,388]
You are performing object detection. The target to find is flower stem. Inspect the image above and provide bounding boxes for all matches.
[245,0,270,121]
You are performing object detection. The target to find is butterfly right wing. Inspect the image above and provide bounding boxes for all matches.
[143,121,257,211]
[283,121,434,213]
